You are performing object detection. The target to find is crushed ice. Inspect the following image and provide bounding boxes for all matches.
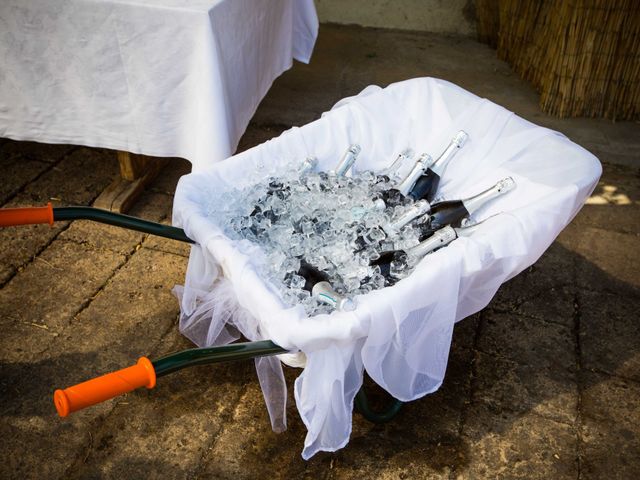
[204,153,428,315]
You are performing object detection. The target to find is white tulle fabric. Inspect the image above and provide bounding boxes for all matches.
[172,78,602,459]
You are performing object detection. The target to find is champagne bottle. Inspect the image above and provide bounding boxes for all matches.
[381,199,431,236]
[250,156,318,225]
[406,213,501,258]
[352,155,434,251]
[299,156,318,175]
[357,174,505,251]
[377,149,414,183]
[298,260,355,311]
[396,153,434,196]
[333,144,361,176]
[354,194,432,252]
[373,153,433,208]
[353,198,431,250]
[408,131,468,202]
[418,177,515,240]
[370,214,501,284]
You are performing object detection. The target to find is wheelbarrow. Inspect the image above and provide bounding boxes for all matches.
[0,78,602,458]
[0,202,403,424]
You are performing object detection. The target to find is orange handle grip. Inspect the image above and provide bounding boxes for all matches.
[0,202,54,227]
[54,357,156,417]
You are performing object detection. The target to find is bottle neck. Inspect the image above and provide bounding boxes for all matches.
[431,144,456,176]
[381,149,413,180]
[334,145,361,176]
[396,153,433,195]
[407,226,457,258]
[431,131,468,176]
[312,281,355,311]
[454,212,503,237]
[298,156,318,175]
[382,200,431,236]
[461,177,515,215]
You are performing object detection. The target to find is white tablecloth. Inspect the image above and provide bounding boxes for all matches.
[0,0,318,170]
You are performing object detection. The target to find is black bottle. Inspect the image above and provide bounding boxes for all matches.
[296,260,355,311]
[418,177,515,240]
[408,131,468,202]
[369,213,501,285]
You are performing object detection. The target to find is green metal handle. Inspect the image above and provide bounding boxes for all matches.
[154,341,403,424]
[53,206,194,243]
[152,340,287,377]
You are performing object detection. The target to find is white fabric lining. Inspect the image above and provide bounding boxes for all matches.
[172,77,602,459]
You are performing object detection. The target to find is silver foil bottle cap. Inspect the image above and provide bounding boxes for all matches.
[348,144,362,155]
[418,152,435,168]
[397,153,433,196]
[437,226,458,244]
[400,148,414,158]
[453,130,469,148]
[302,156,318,169]
[335,144,361,176]
[496,176,516,193]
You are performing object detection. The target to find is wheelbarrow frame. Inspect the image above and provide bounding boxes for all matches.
[0,204,403,422]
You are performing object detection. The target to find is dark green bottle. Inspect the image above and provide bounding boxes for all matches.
[418,177,515,240]
[408,130,469,202]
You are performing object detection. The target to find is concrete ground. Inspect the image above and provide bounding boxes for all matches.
[1,24,639,479]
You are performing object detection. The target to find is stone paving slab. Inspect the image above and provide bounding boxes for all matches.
[477,311,576,372]
[147,158,191,196]
[0,216,68,286]
[0,239,126,363]
[459,404,578,480]
[579,290,640,382]
[1,140,76,204]
[580,372,640,480]
[0,147,118,286]
[0,247,186,480]
[20,147,116,205]
[59,191,174,256]
[0,141,76,164]
[1,157,51,205]
[196,380,314,480]
[141,206,191,259]
[473,350,578,425]
[57,248,186,366]
[566,225,640,293]
[67,330,249,480]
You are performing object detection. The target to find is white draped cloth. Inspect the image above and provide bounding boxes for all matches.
[0,0,318,169]
[172,78,602,458]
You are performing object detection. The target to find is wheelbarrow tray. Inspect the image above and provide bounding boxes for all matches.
[172,77,601,459]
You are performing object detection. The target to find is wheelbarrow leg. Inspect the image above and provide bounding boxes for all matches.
[354,387,403,423]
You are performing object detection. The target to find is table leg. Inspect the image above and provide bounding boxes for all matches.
[93,151,168,213]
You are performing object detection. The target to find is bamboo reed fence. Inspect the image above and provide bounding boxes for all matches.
[475,0,640,120]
